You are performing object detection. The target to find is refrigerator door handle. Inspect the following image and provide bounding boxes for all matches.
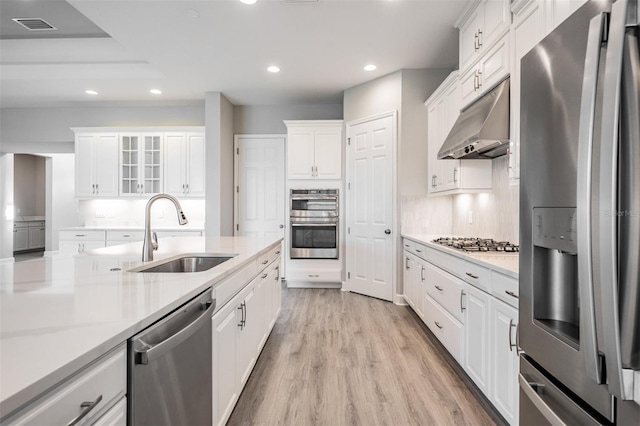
[576,11,606,385]
[598,0,637,401]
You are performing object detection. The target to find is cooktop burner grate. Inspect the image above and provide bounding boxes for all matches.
[432,237,519,253]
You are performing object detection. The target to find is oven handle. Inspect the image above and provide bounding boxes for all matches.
[291,222,337,227]
[290,195,338,200]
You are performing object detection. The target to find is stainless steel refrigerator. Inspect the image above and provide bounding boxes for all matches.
[519,0,640,424]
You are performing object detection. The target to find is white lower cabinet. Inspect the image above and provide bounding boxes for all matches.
[489,298,519,425]
[3,345,126,426]
[402,237,519,424]
[13,225,28,252]
[212,255,281,426]
[462,283,491,395]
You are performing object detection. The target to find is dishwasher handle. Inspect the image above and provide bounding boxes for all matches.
[136,299,215,365]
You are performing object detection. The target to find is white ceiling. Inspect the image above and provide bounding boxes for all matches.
[0,0,467,108]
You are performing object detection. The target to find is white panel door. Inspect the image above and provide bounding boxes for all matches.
[346,114,394,301]
[235,135,285,241]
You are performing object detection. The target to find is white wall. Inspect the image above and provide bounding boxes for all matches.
[205,92,235,237]
[46,154,79,252]
[0,153,14,260]
[343,71,402,124]
[0,104,205,153]
[233,104,343,134]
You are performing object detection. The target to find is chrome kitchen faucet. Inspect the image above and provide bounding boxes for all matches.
[142,194,188,261]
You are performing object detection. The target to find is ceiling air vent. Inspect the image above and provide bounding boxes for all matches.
[11,18,58,31]
[281,0,320,3]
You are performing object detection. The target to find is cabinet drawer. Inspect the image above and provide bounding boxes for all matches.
[286,268,341,282]
[425,263,465,322]
[257,244,282,270]
[5,345,126,426]
[424,295,464,363]
[106,230,144,242]
[491,271,519,308]
[461,261,491,292]
[28,221,46,228]
[426,247,465,278]
[59,230,106,241]
[402,239,427,260]
[214,260,258,313]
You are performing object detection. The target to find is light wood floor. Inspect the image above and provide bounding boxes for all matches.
[228,286,503,426]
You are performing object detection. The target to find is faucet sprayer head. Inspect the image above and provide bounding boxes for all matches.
[177,209,188,225]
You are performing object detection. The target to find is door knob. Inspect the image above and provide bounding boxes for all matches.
[384,229,391,235]
[279,224,284,229]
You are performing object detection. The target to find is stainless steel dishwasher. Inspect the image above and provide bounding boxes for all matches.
[128,288,214,426]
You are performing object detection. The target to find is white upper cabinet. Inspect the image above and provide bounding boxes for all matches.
[425,71,492,196]
[460,29,510,108]
[457,0,511,74]
[285,120,343,180]
[74,132,119,198]
[119,132,163,197]
[164,131,206,198]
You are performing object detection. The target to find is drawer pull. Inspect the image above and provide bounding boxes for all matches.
[505,290,519,299]
[434,285,443,292]
[434,321,443,330]
[404,244,410,247]
[262,260,268,265]
[66,394,103,426]
[75,234,86,237]
[122,234,131,237]
[275,250,281,255]
[415,249,422,253]
[465,272,479,279]
[261,273,268,279]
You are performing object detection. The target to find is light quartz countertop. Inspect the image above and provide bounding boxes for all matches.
[59,225,204,232]
[0,236,281,419]
[402,233,519,279]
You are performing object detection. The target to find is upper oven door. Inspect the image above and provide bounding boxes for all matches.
[290,194,338,218]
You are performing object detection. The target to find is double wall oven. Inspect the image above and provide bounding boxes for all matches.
[289,189,338,259]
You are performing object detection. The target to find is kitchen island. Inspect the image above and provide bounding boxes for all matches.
[0,236,282,422]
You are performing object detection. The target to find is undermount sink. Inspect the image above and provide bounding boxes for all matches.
[135,254,236,273]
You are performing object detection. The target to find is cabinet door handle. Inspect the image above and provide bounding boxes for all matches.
[405,257,410,270]
[261,273,268,279]
[465,272,479,279]
[275,266,280,281]
[182,184,185,194]
[460,290,466,313]
[66,394,103,426]
[186,183,189,194]
[477,29,483,48]
[505,290,519,299]
[453,167,458,184]
[95,184,99,194]
[434,321,443,330]
[474,32,479,51]
[311,165,315,177]
[92,184,95,194]
[435,285,443,292]
[237,302,246,329]
[477,70,482,89]
[509,318,517,352]
[421,266,425,282]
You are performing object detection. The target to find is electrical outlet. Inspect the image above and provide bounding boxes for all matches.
[468,210,473,224]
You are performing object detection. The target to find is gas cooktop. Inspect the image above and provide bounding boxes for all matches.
[432,237,519,253]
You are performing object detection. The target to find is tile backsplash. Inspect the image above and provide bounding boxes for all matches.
[401,156,520,243]
[452,156,519,243]
[78,199,206,228]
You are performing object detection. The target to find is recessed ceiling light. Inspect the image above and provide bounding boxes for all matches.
[364,64,377,71]
[150,89,162,95]
[267,66,280,73]
[85,90,98,95]
[240,0,257,4]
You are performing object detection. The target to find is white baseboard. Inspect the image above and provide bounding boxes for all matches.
[394,293,409,305]
[0,257,15,264]
[286,281,342,289]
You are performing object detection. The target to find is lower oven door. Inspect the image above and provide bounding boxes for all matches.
[290,220,338,259]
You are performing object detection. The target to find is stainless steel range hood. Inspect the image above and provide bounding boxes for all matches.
[437,77,510,159]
